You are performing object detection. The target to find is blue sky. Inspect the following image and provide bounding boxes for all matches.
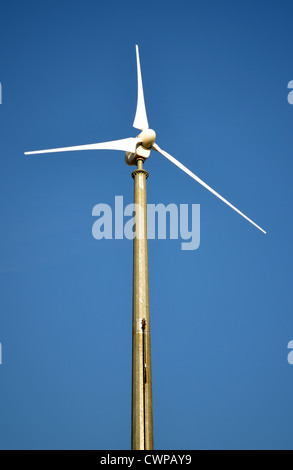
[0,0,293,450]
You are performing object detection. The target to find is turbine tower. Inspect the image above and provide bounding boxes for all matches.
[25,45,266,450]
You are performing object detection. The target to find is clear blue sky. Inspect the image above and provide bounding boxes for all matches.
[0,0,293,450]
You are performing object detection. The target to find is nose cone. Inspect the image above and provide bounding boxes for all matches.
[139,129,156,149]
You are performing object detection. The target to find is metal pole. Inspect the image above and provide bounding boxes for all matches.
[131,158,154,450]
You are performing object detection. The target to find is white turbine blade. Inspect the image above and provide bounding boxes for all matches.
[133,45,149,131]
[25,137,141,156]
[153,143,266,234]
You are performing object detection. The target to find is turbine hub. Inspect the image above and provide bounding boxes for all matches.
[125,129,156,166]
[139,129,156,149]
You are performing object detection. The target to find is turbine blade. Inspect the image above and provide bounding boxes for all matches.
[133,45,149,131]
[25,137,141,156]
[153,143,266,234]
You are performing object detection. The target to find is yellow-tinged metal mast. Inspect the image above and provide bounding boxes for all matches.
[131,158,153,450]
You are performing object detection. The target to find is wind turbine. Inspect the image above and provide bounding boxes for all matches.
[25,45,266,450]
